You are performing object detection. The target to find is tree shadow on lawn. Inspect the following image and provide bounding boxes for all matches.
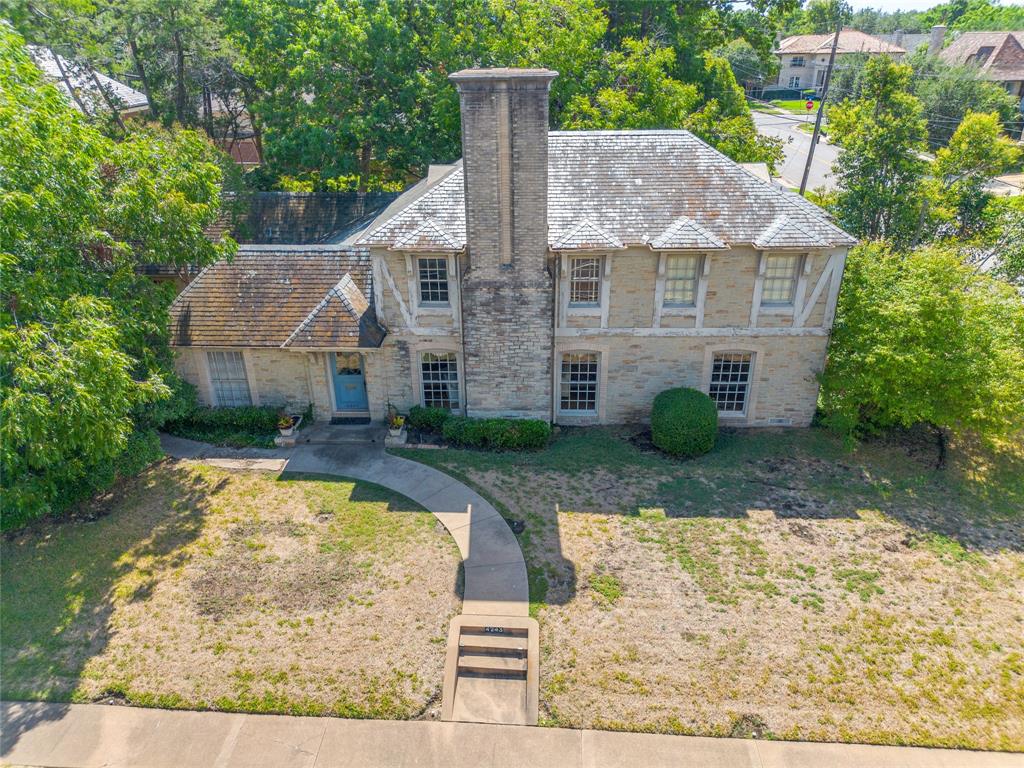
[0,463,218,752]
[397,424,1024,608]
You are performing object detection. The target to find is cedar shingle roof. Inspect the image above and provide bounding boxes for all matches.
[939,32,1024,81]
[28,46,150,113]
[359,131,855,252]
[776,29,906,56]
[169,246,385,348]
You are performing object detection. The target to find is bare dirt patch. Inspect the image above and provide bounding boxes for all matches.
[1,461,462,719]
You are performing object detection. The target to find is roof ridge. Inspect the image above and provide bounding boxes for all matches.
[281,273,363,348]
[551,218,624,250]
[650,215,728,250]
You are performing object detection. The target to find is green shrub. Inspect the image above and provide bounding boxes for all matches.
[442,416,551,451]
[406,405,452,432]
[163,405,281,447]
[650,387,718,458]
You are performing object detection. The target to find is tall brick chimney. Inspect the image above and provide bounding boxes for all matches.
[928,25,946,56]
[449,67,558,419]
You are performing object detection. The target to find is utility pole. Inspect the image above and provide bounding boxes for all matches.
[799,17,842,196]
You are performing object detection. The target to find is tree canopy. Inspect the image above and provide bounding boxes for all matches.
[0,25,232,528]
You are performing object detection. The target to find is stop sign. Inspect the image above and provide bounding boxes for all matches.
[805,100,815,111]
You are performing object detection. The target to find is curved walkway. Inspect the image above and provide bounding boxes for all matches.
[160,433,529,617]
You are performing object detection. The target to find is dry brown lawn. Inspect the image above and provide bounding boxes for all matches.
[399,427,1024,751]
[1,460,461,719]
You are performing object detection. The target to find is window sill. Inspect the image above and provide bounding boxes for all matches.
[567,305,601,316]
[661,305,698,316]
[758,304,795,315]
[417,304,453,315]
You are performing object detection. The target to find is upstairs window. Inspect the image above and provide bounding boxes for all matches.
[569,257,601,307]
[762,254,800,306]
[791,56,805,67]
[560,353,599,412]
[417,257,450,305]
[709,352,752,415]
[421,352,460,410]
[207,350,251,407]
[663,255,701,307]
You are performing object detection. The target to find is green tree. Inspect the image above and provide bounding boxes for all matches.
[1,26,232,528]
[820,242,1024,461]
[931,110,1021,237]
[907,49,1022,148]
[828,56,929,243]
[716,38,778,91]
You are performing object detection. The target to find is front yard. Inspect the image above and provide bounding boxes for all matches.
[1,463,461,719]
[397,427,1024,751]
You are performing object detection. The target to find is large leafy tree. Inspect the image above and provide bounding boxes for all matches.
[0,26,233,528]
[827,56,929,244]
[820,242,1024,462]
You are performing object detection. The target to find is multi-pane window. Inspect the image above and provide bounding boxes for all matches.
[761,254,800,305]
[207,350,251,407]
[663,255,701,307]
[568,257,601,307]
[788,76,801,88]
[421,352,460,409]
[791,56,805,67]
[560,353,599,412]
[709,352,752,414]
[418,257,450,305]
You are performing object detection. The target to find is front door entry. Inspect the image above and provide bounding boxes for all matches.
[330,352,369,412]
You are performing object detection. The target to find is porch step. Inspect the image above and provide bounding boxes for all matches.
[329,416,371,425]
[442,614,538,726]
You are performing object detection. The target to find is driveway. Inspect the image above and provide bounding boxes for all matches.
[752,108,839,192]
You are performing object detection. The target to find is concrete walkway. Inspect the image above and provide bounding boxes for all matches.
[4,701,1022,768]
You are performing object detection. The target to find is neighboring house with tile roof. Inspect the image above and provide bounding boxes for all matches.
[171,68,855,427]
[937,30,1024,104]
[774,29,906,93]
[28,46,149,117]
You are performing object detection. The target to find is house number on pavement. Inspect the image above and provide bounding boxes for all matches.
[484,626,505,634]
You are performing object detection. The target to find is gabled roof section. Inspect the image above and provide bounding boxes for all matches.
[169,246,383,348]
[391,218,460,251]
[776,29,905,56]
[551,219,624,250]
[357,166,466,249]
[939,32,1024,81]
[28,45,149,113]
[283,273,385,349]
[753,215,830,249]
[358,131,855,251]
[650,216,728,251]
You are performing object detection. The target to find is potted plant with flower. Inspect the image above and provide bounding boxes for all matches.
[387,412,406,438]
[277,410,302,437]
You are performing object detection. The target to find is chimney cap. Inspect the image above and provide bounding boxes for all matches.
[449,67,558,85]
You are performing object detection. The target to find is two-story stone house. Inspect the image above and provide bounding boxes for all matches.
[169,68,855,428]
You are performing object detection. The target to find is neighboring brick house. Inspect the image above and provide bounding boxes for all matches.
[774,29,905,93]
[937,30,1024,105]
[170,68,855,428]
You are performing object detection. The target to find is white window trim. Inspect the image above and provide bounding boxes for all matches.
[201,348,258,407]
[553,344,609,424]
[788,76,801,88]
[653,252,710,327]
[751,252,811,324]
[562,254,607,318]
[701,344,764,422]
[405,253,458,319]
[409,339,465,415]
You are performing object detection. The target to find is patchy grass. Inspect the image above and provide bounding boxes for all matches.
[1,461,461,719]
[397,426,1024,750]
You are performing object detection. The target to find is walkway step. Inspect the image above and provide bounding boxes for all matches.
[459,634,528,652]
[457,653,528,675]
[442,614,539,726]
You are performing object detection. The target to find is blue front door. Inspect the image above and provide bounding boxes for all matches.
[331,352,369,411]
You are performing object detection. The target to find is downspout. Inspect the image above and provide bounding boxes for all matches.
[550,254,557,424]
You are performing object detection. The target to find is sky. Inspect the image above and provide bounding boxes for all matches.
[847,0,1024,9]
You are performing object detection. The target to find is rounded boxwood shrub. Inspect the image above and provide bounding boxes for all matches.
[650,387,718,458]
[406,405,452,432]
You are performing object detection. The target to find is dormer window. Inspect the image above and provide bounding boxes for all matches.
[568,256,601,307]
[417,257,450,306]
[761,254,801,306]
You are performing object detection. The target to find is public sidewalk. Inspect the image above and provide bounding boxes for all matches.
[3,701,1022,768]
